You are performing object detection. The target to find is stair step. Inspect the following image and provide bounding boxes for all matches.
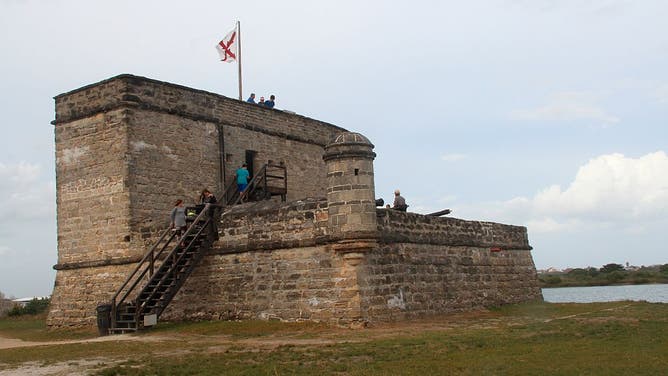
[107,212,218,335]
[114,320,137,325]
[145,283,172,289]
[109,328,137,333]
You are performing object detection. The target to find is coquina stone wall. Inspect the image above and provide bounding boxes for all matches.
[160,199,541,326]
[161,199,365,325]
[49,75,541,329]
[49,74,346,327]
[360,209,542,320]
[49,265,135,328]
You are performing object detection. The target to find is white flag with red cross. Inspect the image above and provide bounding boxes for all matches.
[216,27,237,63]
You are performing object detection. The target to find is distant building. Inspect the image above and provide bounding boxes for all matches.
[11,296,50,308]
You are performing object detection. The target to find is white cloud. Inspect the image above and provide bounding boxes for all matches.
[437,195,458,205]
[525,217,582,233]
[511,91,620,125]
[0,161,56,298]
[440,153,467,162]
[456,151,668,234]
[0,161,40,186]
[655,84,668,104]
[0,162,55,223]
[532,151,668,221]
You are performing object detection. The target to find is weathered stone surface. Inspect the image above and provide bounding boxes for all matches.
[47,264,135,327]
[48,75,542,329]
[359,244,542,320]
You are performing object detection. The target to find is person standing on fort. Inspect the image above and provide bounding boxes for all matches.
[170,199,187,240]
[393,189,408,212]
[258,96,265,106]
[200,189,217,205]
[264,94,276,108]
[246,93,256,103]
[235,164,250,193]
[199,189,219,240]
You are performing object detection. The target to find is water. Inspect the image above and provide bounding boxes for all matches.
[542,283,668,303]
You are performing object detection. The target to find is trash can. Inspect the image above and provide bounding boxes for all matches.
[96,304,112,336]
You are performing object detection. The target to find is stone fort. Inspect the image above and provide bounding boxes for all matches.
[47,74,542,330]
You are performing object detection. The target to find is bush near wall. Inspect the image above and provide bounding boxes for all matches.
[8,297,51,317]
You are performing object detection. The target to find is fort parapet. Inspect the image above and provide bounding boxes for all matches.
[47,74,541,328]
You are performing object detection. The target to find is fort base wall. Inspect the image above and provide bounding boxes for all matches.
[47,264,134,327]
[360,244,541,320]
[158,200,541,327]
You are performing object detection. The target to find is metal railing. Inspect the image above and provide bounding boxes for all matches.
[225,163,287,205]
[109,203,213,330]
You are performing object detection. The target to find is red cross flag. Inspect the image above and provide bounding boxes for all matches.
[216,27,237,63]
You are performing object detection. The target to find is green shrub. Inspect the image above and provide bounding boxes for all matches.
[567,268,587,278]
[605,271,625,283]
[600,263,625,273]
[541,275,562,285]
[8,297,50,317]
[586,267,600,277]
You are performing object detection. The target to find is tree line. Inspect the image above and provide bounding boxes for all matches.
[539,263,668,287]
[0,291,51,318]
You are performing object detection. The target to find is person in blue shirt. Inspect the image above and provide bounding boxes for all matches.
[236,164,250,192]
[264,95,276,108]
[246,93,256,103]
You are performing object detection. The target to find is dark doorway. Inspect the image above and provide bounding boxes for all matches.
[245,150,257,178]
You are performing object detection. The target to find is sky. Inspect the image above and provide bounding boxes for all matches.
[1,0,666,298]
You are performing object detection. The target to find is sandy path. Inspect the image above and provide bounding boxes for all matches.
[0,333,140,350]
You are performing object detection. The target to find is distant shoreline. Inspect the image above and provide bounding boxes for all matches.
[540,281,668,289]
[538,263,668,288]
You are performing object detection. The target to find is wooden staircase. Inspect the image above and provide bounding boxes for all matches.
[100,163,287,335]
[222,162,287,205]
[105,203,218,334]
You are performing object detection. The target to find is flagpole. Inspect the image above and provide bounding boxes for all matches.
[237,20,243,101]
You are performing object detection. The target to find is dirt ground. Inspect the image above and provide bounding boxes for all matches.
[0,310,513,375]
[0,307,623,375]
[0,333,144,350]
[0,334,141,375]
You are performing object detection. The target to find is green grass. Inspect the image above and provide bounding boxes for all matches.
[0,313,96,342]
[151,318,330,338]
[2,302,667,375]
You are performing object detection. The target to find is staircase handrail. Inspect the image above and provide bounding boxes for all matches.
[110,227,172,327]
[222,178,239,206]
[134,217,211,317]
[109,203,213,329]
[236,163,286,204]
